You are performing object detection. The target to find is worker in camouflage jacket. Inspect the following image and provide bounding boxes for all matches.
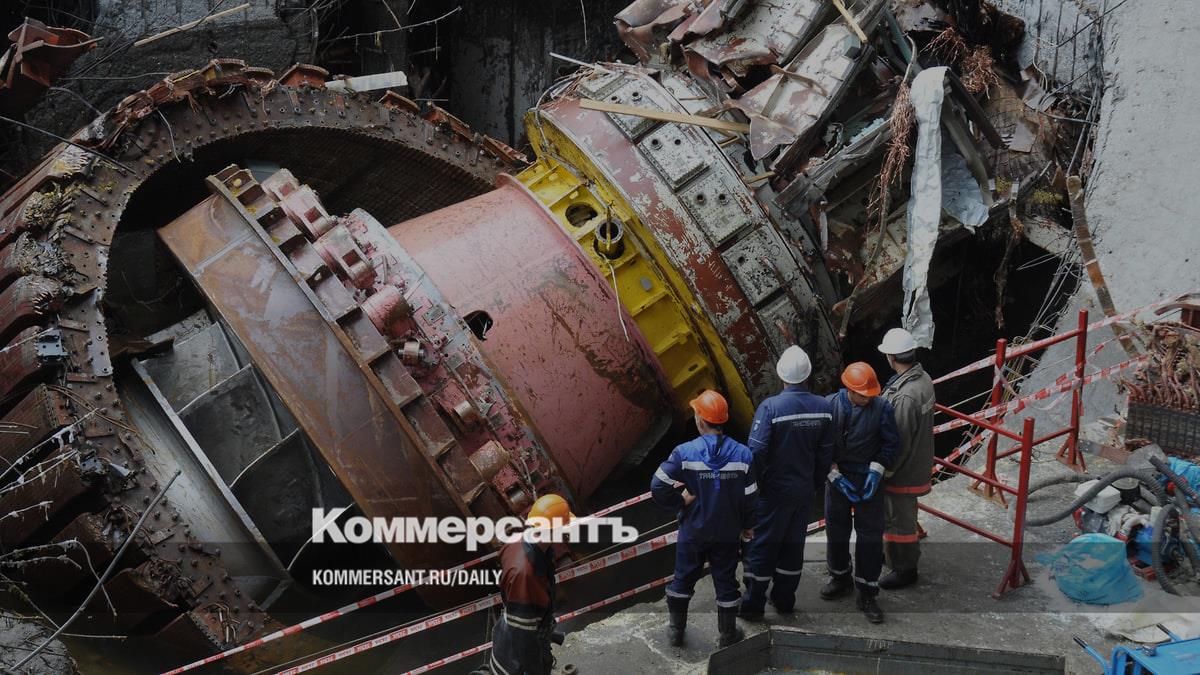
[875,328,936,590]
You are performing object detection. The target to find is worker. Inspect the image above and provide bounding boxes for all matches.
[480,494,572,675]
[876,327,936,590]
[651,389,757,648]
[820,362,899,623]
[740,346,834,619]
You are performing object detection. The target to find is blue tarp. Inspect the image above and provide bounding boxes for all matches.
[1165,457,1200,494]
[1050,533,1143,605]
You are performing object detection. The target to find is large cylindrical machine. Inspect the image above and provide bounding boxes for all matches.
[0,55,841,659]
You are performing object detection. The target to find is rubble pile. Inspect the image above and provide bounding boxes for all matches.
[608,0,1087,340]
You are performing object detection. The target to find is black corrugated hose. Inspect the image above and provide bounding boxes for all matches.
[1025,467,1166,527]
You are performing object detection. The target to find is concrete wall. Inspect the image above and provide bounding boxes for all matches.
[8,0,312,173]
[1002,0,1200,441]
[995,0,1103,92]
[445,0,631,146]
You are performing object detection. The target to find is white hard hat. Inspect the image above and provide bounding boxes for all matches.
[776,345,812,384]
[877,328,918,355]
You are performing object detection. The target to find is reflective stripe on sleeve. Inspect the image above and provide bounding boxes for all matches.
[771,413,832,424]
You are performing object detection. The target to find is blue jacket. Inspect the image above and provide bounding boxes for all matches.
[747,384,834,501]
[825,389,900,476]
[651,434,757,543]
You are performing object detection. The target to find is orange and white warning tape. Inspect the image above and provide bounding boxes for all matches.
[933,353,1148,435]
[404,574,677,675]
[931,291,1193,385]
[272,531,678,675]
[163,493,655,674]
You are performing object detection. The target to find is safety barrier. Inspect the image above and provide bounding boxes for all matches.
[921,296,1187,597]
[162,493,656,674]
[273,539,678,674]
[933,291,1198,491]
[405,574,677,675]
[926,408,1036,598]
[922,308,1100,595]
[951,309,1092,504]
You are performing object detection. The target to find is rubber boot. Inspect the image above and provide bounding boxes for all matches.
[666,596,688,647]
[717,605,744,648]
[878,568,918,590]
[819,574,853,600]
[856,591,884,624]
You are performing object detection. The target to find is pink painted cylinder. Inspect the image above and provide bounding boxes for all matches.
[388,176,671,499]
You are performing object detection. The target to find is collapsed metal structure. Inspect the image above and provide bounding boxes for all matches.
[0,0,1077,666]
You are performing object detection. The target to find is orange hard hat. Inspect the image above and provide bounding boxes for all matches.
[526,493,574,527]
[841,361,881,397]
[689,389,730,425]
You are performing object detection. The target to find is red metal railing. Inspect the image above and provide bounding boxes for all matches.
[925,409,1036,598]
[951,309,1091,507]
[919,309,1094,597]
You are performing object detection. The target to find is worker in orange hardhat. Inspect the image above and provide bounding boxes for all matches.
[651,389,757,648]
[479,494,572,675]
[820,362,899,624]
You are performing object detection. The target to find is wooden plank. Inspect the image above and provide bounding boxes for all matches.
[832,0,870,43]
[578,98,751,134]
[132,3,250,48]
[1067,175,1138,358]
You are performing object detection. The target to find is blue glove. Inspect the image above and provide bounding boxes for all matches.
[828,468,860,503]
[860,462,885,501]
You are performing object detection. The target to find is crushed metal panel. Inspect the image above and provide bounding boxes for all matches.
[686,0,827,75]
[720,225,801,305]
[603,77,677,140]
[679,167,759,246]
[0,19,96,117]
[732,22,863,160]
[638,123,709,189]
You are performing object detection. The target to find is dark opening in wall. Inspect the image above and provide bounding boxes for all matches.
[464,310,494,341]
[844,233,1077,458]
[566,203,597,228]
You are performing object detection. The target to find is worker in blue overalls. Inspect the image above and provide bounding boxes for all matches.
[740,345,834,619]
[651,389,757,648]
[821,362,899,624]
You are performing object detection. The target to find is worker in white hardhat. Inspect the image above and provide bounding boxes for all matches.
[739,345,835,619]
[875,328,936,590]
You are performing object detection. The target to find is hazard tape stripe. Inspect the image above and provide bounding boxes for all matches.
[590,490,653,517]
[272,531,678,675]
[160,553,499,675]
[932,353,1148,435]
[931,291,1193,385]
[404,575,677,675]
[162,492,654,675]
[405,642,492,675]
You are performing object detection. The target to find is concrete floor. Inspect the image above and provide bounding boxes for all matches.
[553,3,1200,673]
[554,447,1199,675]
[1016,0,1200,426]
